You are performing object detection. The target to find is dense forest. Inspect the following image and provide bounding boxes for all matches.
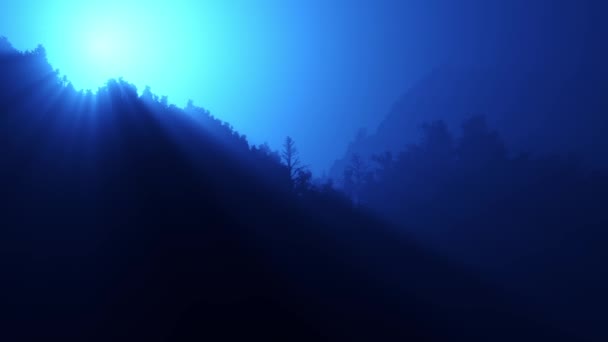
[340,117,608,339]
[1,36,607,341]
[329,63,608,180]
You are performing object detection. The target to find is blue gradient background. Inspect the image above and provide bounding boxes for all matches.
[0,0,442,172]
[0,0,594,172]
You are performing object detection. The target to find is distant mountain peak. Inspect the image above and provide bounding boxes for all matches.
[330,63,608,181]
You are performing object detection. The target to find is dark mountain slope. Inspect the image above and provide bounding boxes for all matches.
[0,39,580,341]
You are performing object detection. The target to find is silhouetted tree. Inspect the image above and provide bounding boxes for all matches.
[282,136,305,184]
[278,136,314,194]
[343,153,371,204]
[25,44,46,57]
[349,154,367,186]
[371,151,393,181]
[0,36,14,53]
[458,115,507,166]
[294,169,313,195]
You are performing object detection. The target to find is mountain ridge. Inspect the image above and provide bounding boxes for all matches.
[0,37,577,341]
[330,62,608,180]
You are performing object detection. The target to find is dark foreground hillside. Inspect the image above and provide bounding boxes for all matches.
[0,38,588,341]
[338,117,608,341]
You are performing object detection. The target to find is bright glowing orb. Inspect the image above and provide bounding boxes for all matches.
[87,30,122,63]
[76,12,153,90]
[54,0,204,95]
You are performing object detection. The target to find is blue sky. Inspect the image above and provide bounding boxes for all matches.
[1,0,447,172]
[0,0,589,172]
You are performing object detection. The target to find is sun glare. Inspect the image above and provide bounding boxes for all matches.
[88,32,116,60]
[82,24,136,81]
[30,0,214,103]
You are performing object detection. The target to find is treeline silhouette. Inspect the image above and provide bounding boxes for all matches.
[0,37,602,341]
[340,116,608,340]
